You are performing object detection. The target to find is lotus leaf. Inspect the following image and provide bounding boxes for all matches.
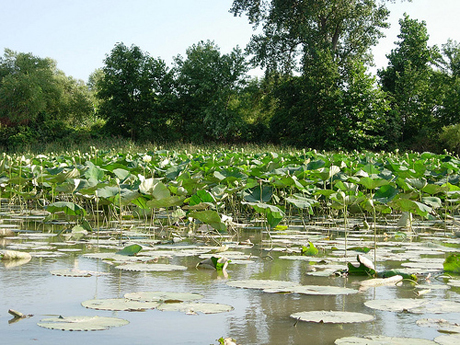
[37,315,129,331]
[81,298,160,311]
[157,302,234,314]
[114,263,187,271]
[291,310,374,323]
[335,336,437,344]
[124,291,203,303]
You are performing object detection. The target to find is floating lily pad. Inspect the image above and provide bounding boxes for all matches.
[334,335,438,344]
[364,298,460,314]
[416,318,460,333]
[276,285,358,296]
[434,334,460,345]
[1,250,32,261]
[37,315,129,331]
[447,279,460,288]
[226,279,301,292]
[124,291,203,303]
[359,275,403,291]
[50,269,92,277]
[81,298,160,311]
[291,311,375,323]
[115,263,187,272]
[157,302,234,314]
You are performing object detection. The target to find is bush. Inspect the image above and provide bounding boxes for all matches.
[439,124,460,155]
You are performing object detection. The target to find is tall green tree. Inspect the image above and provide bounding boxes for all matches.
[231,1,392,149]
[0,49,93,147]
[97,43,174,141]
[436,40,460,126]
[173,40,248,142]
[378,14,439,147]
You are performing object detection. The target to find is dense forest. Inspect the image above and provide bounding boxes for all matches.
[1,0,460,153]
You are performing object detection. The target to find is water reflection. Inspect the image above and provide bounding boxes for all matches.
[1,214,459,345]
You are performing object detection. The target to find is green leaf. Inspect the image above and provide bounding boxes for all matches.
[347,255,376,277]
[301,242,319,256]
[47,201,86,216]
[116,244,142,256]
[358,177,389,190]
[244,185,273,203]
[444,254,460,273]
[189,210,227,231]
[245,202,285,228]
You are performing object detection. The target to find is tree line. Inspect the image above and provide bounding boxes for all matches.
[1,0,460,153]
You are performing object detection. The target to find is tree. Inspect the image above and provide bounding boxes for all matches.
[97,43,175,141]
[231,1,393,149]
[0,49,93,147]
[435,40,460,126]
[173,40,248,142]
[378,14,439,147]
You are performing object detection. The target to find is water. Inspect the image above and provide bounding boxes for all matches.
[1,214,459,344]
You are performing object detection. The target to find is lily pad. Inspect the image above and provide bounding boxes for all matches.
[334,335,438,344]
[37,315,129,331]
[1,250,32,261]
[50,269,92,277]
[278,285,358,296]
[291,311,375,323]
[226,279,301,292]
[124,291,203,303]
[364,298,460,314]
[434,334,460,345]
[157,302,234,314]
[114,263,188,272]
[416,318,460,333]
[81,298,160,311]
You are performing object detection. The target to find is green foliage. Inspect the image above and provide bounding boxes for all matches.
[301,242,319,256]
[97,43,174,141]
[0,49,94,149]
[443,254,460,274]
[116,244,143,256]
[173,40,248,142]
[440,124,460,155]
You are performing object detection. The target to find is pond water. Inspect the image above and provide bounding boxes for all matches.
[1,209,460,345]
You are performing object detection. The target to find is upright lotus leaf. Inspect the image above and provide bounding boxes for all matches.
[421,196,442,209]
[147,196,185,208]
[390,198,432,218]
[316,165,341,181]
[97,185,140,206]
[358,176,389,190]
[244,202,285,228]
[443,254,460,274]
[285,195,317,214]
[422,183,449,195]
[244,185,273,203]
[188,189,216,209]
[138,177,165,196]
[306,159,326,171]
[116,244,142,256]
[46,201,86,216]
[406,177,427,190]
[347,255,376,277]
[189,210,227,231]
[112,168,131,182]
[374,184,399,204]
[84,161,105,181]
[301,242,319,256]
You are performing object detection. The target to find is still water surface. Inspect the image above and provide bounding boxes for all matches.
[1,215,459,344]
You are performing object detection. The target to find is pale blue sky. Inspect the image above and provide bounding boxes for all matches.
[1,0,459,82]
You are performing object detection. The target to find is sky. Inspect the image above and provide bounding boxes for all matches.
[1,0,459,82]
